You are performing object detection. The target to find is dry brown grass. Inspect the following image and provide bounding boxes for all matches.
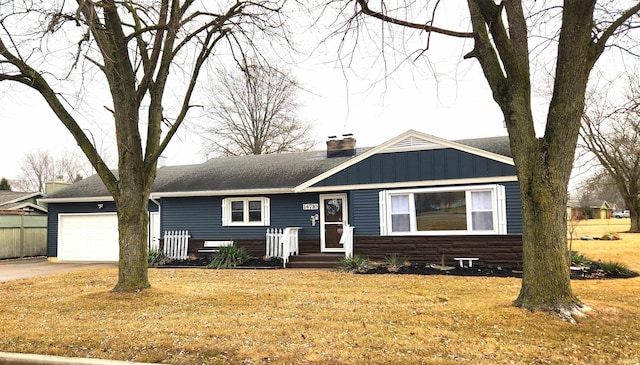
[1,221,639,365]
[570,218,640,270]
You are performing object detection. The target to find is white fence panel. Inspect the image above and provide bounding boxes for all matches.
[265,227,300,267]
[340,225,354,258]
[266,228,283,258]
[163,230,190,260]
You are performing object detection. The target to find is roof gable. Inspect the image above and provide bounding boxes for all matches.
[0,191,47,213]
[294,130,513,192]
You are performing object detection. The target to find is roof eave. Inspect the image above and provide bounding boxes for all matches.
[151,188,294,198]
[38,196,115,204]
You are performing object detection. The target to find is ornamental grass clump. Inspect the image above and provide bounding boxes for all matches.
[208,245,250,269]
[147,249,170,267]
[570,251,592,267]
[383,254,410,272]
[336,255,370,273]
[598,260,633,277]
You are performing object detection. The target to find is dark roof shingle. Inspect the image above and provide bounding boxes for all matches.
[44,134,512,200]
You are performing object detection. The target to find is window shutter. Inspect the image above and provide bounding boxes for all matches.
[497,185,507,234]
[263,197,270,226]
[221,198,228,226]
[379,191,387,236]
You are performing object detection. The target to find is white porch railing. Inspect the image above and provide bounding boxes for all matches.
[162,230,190,260]
[266,227,300,267]
[340,224,354,258]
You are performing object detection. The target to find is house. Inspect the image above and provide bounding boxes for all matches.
[40,130,523,267]
[0,191,48,215]
[566,200,616,220]
[0,191,48,259]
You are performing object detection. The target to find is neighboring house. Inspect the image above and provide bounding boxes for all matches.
[40,130,523,267]
[0,191,48,259]
[0,191,48,215]
[567,200,615,220]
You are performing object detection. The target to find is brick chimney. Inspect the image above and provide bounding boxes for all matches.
[326,134,356,158]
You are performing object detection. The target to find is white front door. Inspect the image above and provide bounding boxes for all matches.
[320,194,348,252]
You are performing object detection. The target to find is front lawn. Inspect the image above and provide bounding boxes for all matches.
[1,219,639,364]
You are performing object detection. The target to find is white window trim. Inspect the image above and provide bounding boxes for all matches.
[222,197,270,226]
[379,184,507,236]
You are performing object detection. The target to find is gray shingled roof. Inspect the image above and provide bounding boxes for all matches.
[454,136,512,158]
[44,135,511,200]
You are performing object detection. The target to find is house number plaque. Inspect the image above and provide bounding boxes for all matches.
[303,203,319,210]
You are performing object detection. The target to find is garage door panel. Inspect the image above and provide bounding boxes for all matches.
[58,213,119,262]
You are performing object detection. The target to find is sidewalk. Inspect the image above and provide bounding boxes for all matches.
[0,352,161,365]
[0,257,116,282]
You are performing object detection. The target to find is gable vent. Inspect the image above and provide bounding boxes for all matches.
[388,136,438,151]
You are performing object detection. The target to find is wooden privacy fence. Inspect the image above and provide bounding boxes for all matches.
[266,227,300,267]
[0,215,47,259]
[162,230,190,260]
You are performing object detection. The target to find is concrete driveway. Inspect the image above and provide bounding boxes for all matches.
[0,257,116,282]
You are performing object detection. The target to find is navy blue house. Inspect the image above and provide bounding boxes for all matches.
[41,130,523,267]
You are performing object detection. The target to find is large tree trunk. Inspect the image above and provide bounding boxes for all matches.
[629,208,640,232]
[113,190,151,292]
[513,143,582,318]
[470,0,596,321]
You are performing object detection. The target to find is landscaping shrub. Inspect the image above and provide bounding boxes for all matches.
[208,245,250,269]
[336,255,370,273]
[148,249,170,267]
[598,260,633,277]
[570,251,592,267]
[383,254,410,272]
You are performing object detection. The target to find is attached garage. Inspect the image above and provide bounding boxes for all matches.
[57,213,119,262]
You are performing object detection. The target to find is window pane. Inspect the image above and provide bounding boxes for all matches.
[324,198,343,222]
[390,195,410,213]
[414,191,466,231]
[231,201,244,222]
[471,191,492,210]
[472,212,494,230]
[391,214,411,232]
[390,195,411,232]
[248,200,262,222]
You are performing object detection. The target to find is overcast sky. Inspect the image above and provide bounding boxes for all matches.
[0,1,597,187]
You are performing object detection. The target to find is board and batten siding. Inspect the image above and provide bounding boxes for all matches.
[160,193,322,240]
[47,201,158,257]
[312,149,516,187]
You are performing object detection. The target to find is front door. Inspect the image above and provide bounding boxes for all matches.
[320,194,348,252]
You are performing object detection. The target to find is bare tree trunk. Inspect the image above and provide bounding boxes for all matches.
[630,208,640,232]
[514,148,582,318]
[113,193,151,292]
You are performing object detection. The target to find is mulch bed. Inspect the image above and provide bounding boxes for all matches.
[156,257,283,269]
[360,264,523,278]
[154,258,638,279]
[358,263,638,279]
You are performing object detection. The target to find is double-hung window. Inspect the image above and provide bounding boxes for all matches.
[222,197,270,226]
[380,185,506,235]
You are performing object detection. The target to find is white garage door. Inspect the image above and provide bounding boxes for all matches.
[58,213,119,262]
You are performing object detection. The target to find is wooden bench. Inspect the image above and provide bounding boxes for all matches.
[198,240,234,253]
[453,257,479,267]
